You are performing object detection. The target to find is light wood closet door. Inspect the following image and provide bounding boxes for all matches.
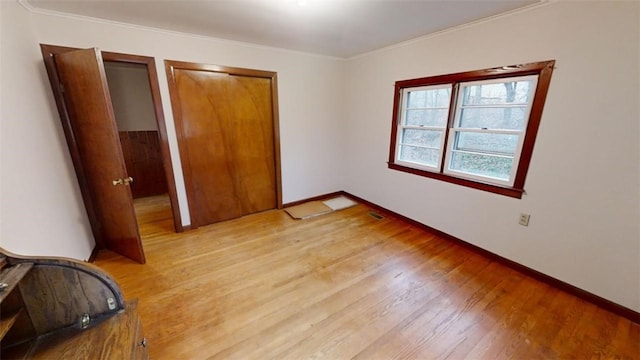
[167,62,279,228]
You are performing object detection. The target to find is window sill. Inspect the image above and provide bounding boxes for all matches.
[388,162,525,199]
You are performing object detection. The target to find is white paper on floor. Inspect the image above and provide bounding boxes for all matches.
[322,196,357,211]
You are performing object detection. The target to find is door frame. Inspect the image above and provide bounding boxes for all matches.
[40,44,184,251]
[101,51,183,232]
[164,60,283,229]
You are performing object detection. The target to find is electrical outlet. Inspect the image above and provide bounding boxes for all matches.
[519,213,530,226]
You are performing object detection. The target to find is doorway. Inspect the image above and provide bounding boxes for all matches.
[103,61,175,234]
[101,51,183,234]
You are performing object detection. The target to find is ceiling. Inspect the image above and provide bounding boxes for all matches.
[24,0,541,58]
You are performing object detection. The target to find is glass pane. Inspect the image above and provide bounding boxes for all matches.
[406,87,451,108]
[458,107,527,130]
[454,132,519,155]
[405,109,449,127]
[399,145,440,167]
[461,79,535,106]
[401,129,443,148]
[449,152,513,181]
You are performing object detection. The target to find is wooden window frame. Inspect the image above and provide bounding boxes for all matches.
[388,60,555,199]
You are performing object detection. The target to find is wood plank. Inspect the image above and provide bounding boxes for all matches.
[0,308,23,339]
[94,195,640,359]
[0,263,37,352]
[119,131,168,199]
[0,263,33,304]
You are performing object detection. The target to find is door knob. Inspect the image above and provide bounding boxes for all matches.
[112,177,133,186]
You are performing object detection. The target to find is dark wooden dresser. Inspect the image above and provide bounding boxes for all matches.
[0,248,148,359]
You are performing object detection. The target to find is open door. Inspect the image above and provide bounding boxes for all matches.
[52,48,145,264]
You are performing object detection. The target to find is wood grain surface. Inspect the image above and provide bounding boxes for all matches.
[94,195,640,359]
[54,48,145,264]
[165,61,278,228]
[119,131,168,199]
[0,248,136,358]
[28,301,147,360]
[19,265,121,335]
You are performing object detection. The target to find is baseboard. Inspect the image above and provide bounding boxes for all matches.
[283,191,345,208]
[336,191,639,324]
[87,245,100,263]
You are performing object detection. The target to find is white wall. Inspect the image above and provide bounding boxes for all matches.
[0,1,95,259]
[0,0,346,259]
[104,62,158,131]
[343,1,640,312]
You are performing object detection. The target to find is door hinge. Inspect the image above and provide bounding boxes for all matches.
[59,83,65,93]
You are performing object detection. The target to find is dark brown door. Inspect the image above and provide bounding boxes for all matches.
[55,48,145,263]
[166,62,279,228]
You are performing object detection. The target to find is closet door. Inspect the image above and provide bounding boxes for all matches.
[166,61,280,228]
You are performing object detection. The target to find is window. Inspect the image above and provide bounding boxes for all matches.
[389,60,555,198]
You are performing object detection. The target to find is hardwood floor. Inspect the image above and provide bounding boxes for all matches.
[94,195,640,359]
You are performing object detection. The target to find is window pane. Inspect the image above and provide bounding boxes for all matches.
[461,80,534,106]
[407,87,451,108]
[405,109,449,127]
[399,145,440,167]
[391,61,555,194]
[401,129,443,148]
[459,107,527,130]
[454,132,519,155]
[449,152,513,180]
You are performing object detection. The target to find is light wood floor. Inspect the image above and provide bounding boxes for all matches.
[94,195,640,359]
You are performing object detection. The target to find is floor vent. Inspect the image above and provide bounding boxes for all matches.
[368,211,384,220]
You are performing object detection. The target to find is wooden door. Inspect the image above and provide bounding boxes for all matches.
[54,48,145,263]
[166,62,280,228]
